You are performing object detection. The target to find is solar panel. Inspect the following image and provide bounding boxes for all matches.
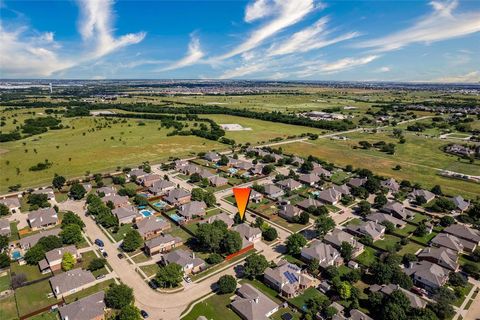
[283,271,299,284]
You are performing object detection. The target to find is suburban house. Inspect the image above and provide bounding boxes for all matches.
[19,228,61,250]
[366,212,406,229]
[324,228,365,258]
[58,291,105,320]
[181,164,200,176]
[249,190,264,203]
[0,219,11,237]
[144,234,183,256]
[101,195,130,208]
[332,184,350,196]
[404,261,450,292]
[0,197,21,213]
[296,198,322,211]
[370,284,427,309]
[278,204,302,222]
[347,177,367,188]
[32,188,55,200]
[204,152,221,162]
[96,186,116,197]
[233,223,262,249]
[136,216,170,239]
[198,168,215,179]
[164,188,191,206]
[27,207,59,231]
[450,196,470,213]
[161,249,206,274]
[112,206,139,224]
[50,268,96,298]
[317,188,342,205]
[409,189,436,203]
[177,201,207,220]
[149,179,176,196]
[381,178,400,193]
[230,284,280,320]
[276,178,302,191]
[208,175,229,187]
[264,260,315,298]
[202,212,234,229]
[312,166,331,178]
[443,224,480,251]
[381,201,415,220]
[128,168,148,179]
[301,240,342,268]
[291,156,304,165]
[137,173,162,187]
[298,173,321,186]
[417,247,459,271]
[82,183,93,193]
[249,164,264,176]
[431,233,465,252]
[346,221,386,241]
[39,245,80,272]
[174,160,189,171]
[263,184,284,199]
[346,310,374,320]
[235,160,253,171]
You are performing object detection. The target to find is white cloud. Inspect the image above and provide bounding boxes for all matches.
[218,63,267,79]
[432,71,480,83]
[376,66,391,73]
[158,34,205,71]
[0,0,145,77]
[268,17,358,56]
[216,0,315,60]
[357,0,480,52]
[297,55,378,77]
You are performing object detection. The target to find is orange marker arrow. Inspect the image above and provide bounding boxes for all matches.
[233,187,251,219]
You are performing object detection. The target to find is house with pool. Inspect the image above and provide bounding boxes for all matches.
[136,216,170,240]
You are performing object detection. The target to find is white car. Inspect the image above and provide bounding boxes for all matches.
[184,276,192,283]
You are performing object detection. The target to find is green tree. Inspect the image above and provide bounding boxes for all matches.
[88,258,106,271]
[122,230,143,252]
[37,235,63,251]
[28,193,50,208]
[118,305,142,320]
[297,211,310,225]
[61,211,85,229]
[439,216,455,227]
[221,230,242,254]
[24,245,45,265]
[52,174,66,190]
[206,253,223,265]
[0,235,9,251]
[286,233,307,255]
[374,194,388,208]
[0,253,11,268]
[262,227,278,241]
[0,203,10,216]
[61,252,76,271]
[156,263,183,288]
[315,215,335,238]
[69,183,87,200]
[339,281,352,300]
[243,254,269,279]
[105,283,134,309]
[357,200,371,216]
[340,242,354,261]
[196,220,227,253]
[60,224,83,244]
[217,275,237,294]
[307,258,320,274]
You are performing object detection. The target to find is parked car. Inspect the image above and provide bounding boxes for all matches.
[184,276,192,283]
[148,280,158,289]
[117,253,124,259]
[94,239,104,247]
[140,310,149,318]
[96,274,106,280]
[102,251,108,258]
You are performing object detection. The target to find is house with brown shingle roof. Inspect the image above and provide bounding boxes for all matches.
[318,188,342,205]
[301,240,342,268]
[137,173,162,187]
[298,173,321,186]
[148,179,175,196]
[144,234,183,256]
[409,189,436,204]
[346,221,386,241]
[39,245,80,272]
[19,228,60,250]
[263,260,315,298]
[164,188,191,206]
[418,247,459,271]
[0,219,11,237]
[208,175,228,187]
[0,197,21,213]
[101,195,130,208]
[431,233,465,253]
[177,201,207,220]
[136,216,170,240]
[296,198,322,211]
[404,261,449,292]
[444,224,480,249]
[278,204,302,222]
[276,178,302,191]
[112,205,139,224]
[324,228,364,258]
[202,212,234,229]
[381,201,415,220]
[27,207,58,231]
[366,212,406,229]
[161,249,205,274]
[32,188,55,200]
[230,284,280,320]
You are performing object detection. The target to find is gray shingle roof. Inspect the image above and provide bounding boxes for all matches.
[136,216,170,237]
[28,207,58,228]
[230,284,279,320]
[50,268,95,295]
[58,291,105,320]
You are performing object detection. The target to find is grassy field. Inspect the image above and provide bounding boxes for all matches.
[15,279,58,317]
[289,287,327,311]
[10,262,50,282]
[281,131,480,198]
[0,295,18,320]
[181,292,240,320]
[0,272,11,291]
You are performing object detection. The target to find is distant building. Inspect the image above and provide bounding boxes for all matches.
[409,189,436,204]
[346,221,386,241]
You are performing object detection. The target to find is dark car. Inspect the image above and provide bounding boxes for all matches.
[117,253,124,259]
[94,239,104,247]
[102,251,108,258]
[140,310,149,318]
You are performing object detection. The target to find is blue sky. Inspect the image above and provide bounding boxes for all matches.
[1,0,479,81]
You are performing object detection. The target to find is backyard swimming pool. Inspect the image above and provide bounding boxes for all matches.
[169,213,185,223]
[12,250,22,260]
[152,201,167,209]
[140,209,154,217]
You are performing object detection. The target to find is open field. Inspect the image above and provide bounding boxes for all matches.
[0,295,18,320]
[281,131,480,198]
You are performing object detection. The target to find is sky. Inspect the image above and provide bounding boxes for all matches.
[0,0,479,82]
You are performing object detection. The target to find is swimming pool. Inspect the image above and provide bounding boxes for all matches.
[228,168,238,174]
[169,213,185,223]
[139,209,154,217]
[311,191,320,197]
[153,201,167,209]
[12,251,22,260]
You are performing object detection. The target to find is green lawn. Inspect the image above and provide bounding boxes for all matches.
[411,231,439,245]
[453,282,474,307]
[166,226,192,242]
[393,224,416,237]
[355,247,379,267]
[15,279,58,317]
[181,293,240,320]
[0,272,11,291]
[10,262,50,282]
[411,213,429,224]
[272,307,302,320]
[64,279,115,304]
[80,250,109,277]
[398,242,424,256]
[140,264,161,278]
[28,310,60,320]
[330,171,351,185]
[107,223,134,242]
[0,295,18,320]
[373,234,402,251]
[9,222,19,241]
[131,252,151,264]
[289,287,327,312]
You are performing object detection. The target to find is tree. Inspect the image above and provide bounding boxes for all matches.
[118,305,142,320]
[61,252,76,271]
[24,244,45,264]
[156,263,183,288]
[448,272,467,287]
[297,211,310,225]
[286,233,307,255]
[217,275,237,294]
[415,195,427,206]
[60,224,83,244]
[374,194,388,208]
[262,164,275,175]
[262,227,278,241]
[414,223,428,237]
[463,262,479,276]
[0,253,10,268]
[52,174,66,190]
[307,258,320,274]
[69,183,87,200]
[88,258,106,271]
[439,216,455,227]
[61,211,85,229]
[381,221,395,234]
[0,204,9,216]
[218,155,229,166]
[134,195,149,206]
[221,230,242,254]
[357,200,371,216]
[340,242,354,261]
[339,281,352,300]
[0,235,9,251]
[122,230,143,252]
[105,283,134,309]
[431,185,443,195]
[315,215,335,238]
[37,235,63,251]
[243,254,269,279]
[206,253,223,265]
[28,193,50,208]
[196,220,228,253]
